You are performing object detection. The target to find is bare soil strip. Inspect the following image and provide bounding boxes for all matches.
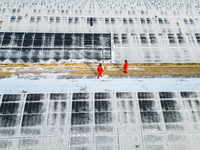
[0,63,200,79]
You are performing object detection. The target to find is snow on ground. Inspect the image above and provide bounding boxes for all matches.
[0,74,200,93]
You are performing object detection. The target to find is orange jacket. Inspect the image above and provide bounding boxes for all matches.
[124,62,128,69]
[97,65,104,73]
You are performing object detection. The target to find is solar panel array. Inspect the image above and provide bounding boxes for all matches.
[0,32,111,63]
[0,91,200,149]
[0,0,200,63]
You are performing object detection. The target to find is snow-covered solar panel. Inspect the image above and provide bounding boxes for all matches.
[0,32,111,63]
[0,91,200,149]
[0,0,200,63]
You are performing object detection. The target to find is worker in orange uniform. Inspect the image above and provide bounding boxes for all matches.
[97,63,104,79]
[124,60,128,73]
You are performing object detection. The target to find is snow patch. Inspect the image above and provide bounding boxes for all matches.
[129,67,144,70]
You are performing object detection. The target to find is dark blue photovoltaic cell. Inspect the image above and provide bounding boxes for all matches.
[21,114,43,127]
[50,93,68,100]
[95,101,112,112]
[34,33,44,40]
[140,112,161,123]
[2,94,22,102]
[161,100,180,110]
[0,115,21,127]
[95,112,113,124]
[139,100,156,111]
[26,94,45,101]
[3,33,13,40]
[23,40,33,47]
[72,101,90,112]
[71,113,91,125]
[159,92,175,98]
[0,103,20,114]
[54,40,63,47]
[24,33,34,40]
[163,111,184,123]
[50,101,67,112]
[116,92,133,99]
[195,34,200,44]
[2,39,12,47]
[24,102,44,114]
[180,92,198,98]
[34,40,43,47]
[14,33,24,40]
[95,93,111,99]
[55,33,64,41]
[72,93,90,100]
[63,50,71,59]
[138,92,154,99]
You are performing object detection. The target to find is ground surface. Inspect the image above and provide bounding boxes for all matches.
[1,63,200,79]
[0,63,200,94]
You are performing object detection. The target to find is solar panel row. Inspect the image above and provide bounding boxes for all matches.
[0,91,200,149]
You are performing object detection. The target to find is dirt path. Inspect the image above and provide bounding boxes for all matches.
[0,63,200,79]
